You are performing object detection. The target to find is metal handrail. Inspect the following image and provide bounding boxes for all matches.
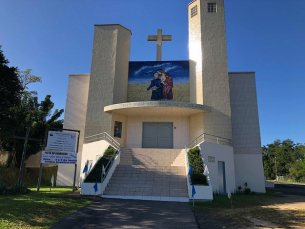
[185,146,191,186]
[101,148,120,183]
[185,132,232,149]
[85,132,120,149]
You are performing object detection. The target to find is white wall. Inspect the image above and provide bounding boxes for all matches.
[80,140,110,182]
[126,116,189,149]
[57,74,90,186]
[200,142,236,194]
[234,154,266,193]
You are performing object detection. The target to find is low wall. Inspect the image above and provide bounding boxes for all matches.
[265,181,274,188]
[185,149,213,201]
[81,152,120,196]
[188,184,213,200]
[81,182,103,195]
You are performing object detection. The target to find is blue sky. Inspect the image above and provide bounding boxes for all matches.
[1,0,304,146]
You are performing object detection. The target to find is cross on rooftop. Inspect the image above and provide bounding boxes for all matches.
[148,29,172,61]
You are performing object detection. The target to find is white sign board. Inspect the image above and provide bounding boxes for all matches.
[41,151,78,164]
[47,131,76,152]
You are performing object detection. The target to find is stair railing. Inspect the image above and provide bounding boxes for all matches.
[185,132,231,149]
[101,147,120,183]
[85,132,120,149]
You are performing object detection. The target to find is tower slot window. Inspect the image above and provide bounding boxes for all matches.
[191,5,198,18]
[208,3,217,13]
[208,156,215,163]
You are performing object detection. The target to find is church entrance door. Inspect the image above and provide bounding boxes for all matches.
[142,122,173,149]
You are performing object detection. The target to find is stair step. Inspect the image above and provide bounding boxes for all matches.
[104,148,188,198]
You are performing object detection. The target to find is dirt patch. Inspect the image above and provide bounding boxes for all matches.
[264,194,305,210]
[195,194,305,229]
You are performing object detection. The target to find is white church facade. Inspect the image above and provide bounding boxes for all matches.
[57,0,266,197]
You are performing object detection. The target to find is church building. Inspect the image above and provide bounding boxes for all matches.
[57,0,266,198]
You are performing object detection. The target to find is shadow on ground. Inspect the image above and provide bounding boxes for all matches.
[51,198,198,229]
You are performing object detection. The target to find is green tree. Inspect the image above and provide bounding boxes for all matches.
[263,139,305,180]
[17,68,42,92]
[10,94,64,167]
[289,160,305,182]
[0,47,64,167]
[0,46,22,147]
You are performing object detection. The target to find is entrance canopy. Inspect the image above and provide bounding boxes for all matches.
[104,101,210,116]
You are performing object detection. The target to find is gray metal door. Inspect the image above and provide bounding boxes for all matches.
[142,122,173,148]
[218,161,226,194]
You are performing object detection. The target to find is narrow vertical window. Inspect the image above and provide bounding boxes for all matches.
[191,5,198,18]
[208,3,217,13]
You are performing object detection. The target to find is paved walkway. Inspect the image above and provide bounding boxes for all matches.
[51,198,198,229]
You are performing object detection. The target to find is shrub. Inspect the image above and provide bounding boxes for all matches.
[188,147,204,174]
[236,182,252,194]
[187,146,208,185]
[10,182,29,194]
[84,157,110,183]
[0,183,7,195]
[84,146,118,183]
[103,146,116,158]
[191,174,207,185]
[244,187,251,195]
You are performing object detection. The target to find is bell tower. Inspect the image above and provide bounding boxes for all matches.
[188,0,232,140]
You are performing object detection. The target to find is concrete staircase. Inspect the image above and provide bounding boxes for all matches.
[103,148,189,202]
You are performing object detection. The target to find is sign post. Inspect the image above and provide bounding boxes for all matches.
[37,128,80,192]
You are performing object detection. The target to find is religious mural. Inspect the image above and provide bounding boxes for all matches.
[128,61,190,102]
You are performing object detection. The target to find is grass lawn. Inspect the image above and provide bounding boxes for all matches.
[192,190,305,228]
[0,187,93,229]
[193,189,280,210]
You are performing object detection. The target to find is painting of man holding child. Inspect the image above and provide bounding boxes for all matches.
[128,61,189,102]
[147,69,173,100]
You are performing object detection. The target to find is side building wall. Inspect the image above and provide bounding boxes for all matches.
[200,142,236,194]
[229,72,265,193]
[57,74,90,186]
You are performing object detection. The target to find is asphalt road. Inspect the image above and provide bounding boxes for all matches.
[51,183,304,229]
[51,198,198,229]
[269,182,305,196]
